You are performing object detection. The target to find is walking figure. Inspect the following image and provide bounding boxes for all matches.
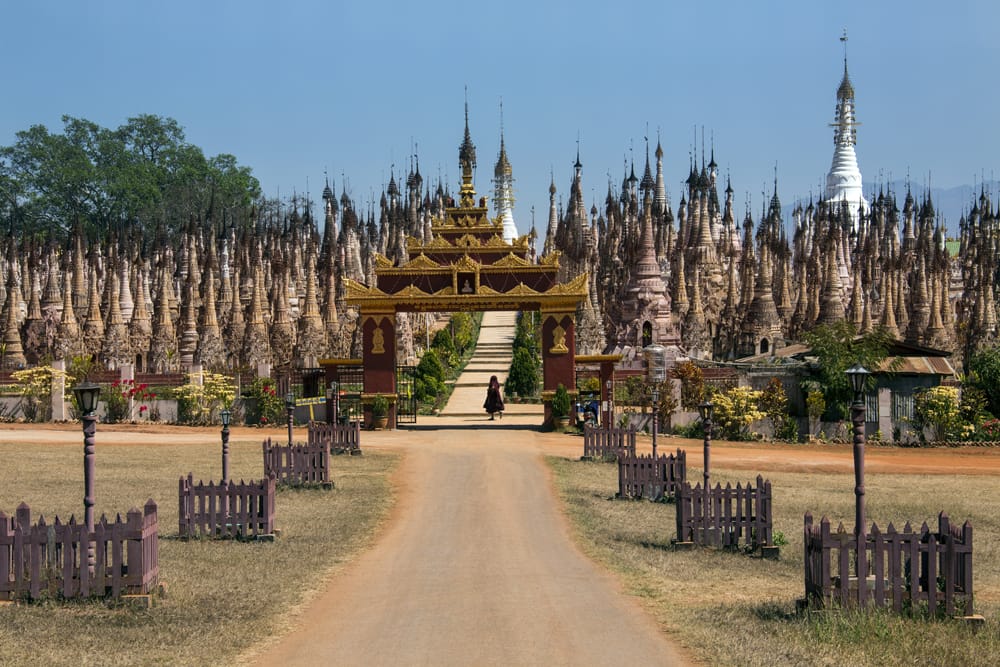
[484,375,505,421]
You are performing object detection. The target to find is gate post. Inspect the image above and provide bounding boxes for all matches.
[362,312,397,428]
[541,311,576,425]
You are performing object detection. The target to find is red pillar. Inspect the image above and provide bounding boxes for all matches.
[541,312,575,424]
[362,313,397,427]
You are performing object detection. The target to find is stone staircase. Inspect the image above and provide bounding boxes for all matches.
[438,311,543,418]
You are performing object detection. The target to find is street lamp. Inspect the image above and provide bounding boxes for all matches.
[605,379,613,430]
[72,381,101,575]
[285,391,295,445]
[651,387,660,458]
[845,363,870,555]
[698,401,715,490]
[220,408,231,485]
[327,381,339,426]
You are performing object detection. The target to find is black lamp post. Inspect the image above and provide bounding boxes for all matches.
[285,391,295,445]
[220,408,231,485]
[73,381,101,575]
[846,363,870,573]
[605,379,613,430]
[328,381,339,426]
[698,401,714,490]
[650,387,660,459]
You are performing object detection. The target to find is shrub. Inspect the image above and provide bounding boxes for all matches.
[244,376,283,426]
[759,377,790,438]
[712,386,764,440]
[102,379,156,423]
[175,372,236,425]
[913,386,965,442]
[505,347,538,398]
[12,365,72,422]
[414,349,446,402]
[431,328,458,368]
[551,383,571,419]
[371,394,389,418]
[672,361,705,411]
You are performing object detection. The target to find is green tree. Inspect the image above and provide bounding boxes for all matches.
[968,346,1000,419]
[672,361,705,410]
[414,349,446,402]
[505,347,538,398]
[450,312,475,356]
[802,321,896,419]
[759,377,789,437]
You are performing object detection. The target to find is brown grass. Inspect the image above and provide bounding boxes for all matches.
[0,433,399,666]
[548,456,1000,666]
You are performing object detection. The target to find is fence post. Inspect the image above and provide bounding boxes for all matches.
[52,359,67,421]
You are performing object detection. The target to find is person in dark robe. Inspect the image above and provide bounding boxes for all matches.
[484,374,505,420]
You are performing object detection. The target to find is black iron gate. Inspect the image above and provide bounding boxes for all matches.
[395,365,417,425]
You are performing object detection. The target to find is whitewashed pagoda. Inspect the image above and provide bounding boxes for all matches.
[825,31,869,226]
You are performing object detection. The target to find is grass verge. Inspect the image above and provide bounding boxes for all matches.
[0,435,399,666]
[547,456,1000,666]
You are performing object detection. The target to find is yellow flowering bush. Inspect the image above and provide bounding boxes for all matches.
[712,386,764,441]
[12,366,73,422]
[174,371,236,425]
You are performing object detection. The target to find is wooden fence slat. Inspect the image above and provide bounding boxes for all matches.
[803,512,973,616]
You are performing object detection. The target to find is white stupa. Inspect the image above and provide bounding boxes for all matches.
[493,123,518,242]
[825,34,869,226]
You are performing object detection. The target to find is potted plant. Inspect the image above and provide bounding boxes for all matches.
[370,395,390,430]
[551,383,572,430]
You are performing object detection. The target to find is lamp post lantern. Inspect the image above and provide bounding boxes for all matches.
[698,401,715,490]
[73,381,101,575]
[220,408,231,485]
[285,391,295,445]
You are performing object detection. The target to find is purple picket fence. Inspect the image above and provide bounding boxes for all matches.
[263,437,330,486]
[617,448,686,501]
[308,421,362,455]
[675,476,774,551]
[178,474,276,539]
[583,424,636,460]
[804,511,973,616]
[0,500,158,600]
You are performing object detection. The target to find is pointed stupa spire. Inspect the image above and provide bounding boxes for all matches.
[826,29,868,227]
[492,100,518,242]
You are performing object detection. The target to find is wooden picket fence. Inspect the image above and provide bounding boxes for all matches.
[0,500,158,601]
[178,474,276,539]
[263,437,331,486]
[308,421,362,455]
[617,448,686,501]
[583,424,636,460]
[675,476,774,551]
[804,512,973,616]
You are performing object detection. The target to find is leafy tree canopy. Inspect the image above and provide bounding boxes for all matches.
[802,321,897,419]
[0,114,260,242]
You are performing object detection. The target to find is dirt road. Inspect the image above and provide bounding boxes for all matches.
[251,421,690,666]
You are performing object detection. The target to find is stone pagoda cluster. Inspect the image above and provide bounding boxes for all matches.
[547,56,998,371]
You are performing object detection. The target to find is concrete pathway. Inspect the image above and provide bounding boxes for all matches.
[251,426,688,666]
[439,311,543,419]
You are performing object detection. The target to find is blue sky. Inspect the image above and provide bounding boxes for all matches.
[3,1,998,233]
